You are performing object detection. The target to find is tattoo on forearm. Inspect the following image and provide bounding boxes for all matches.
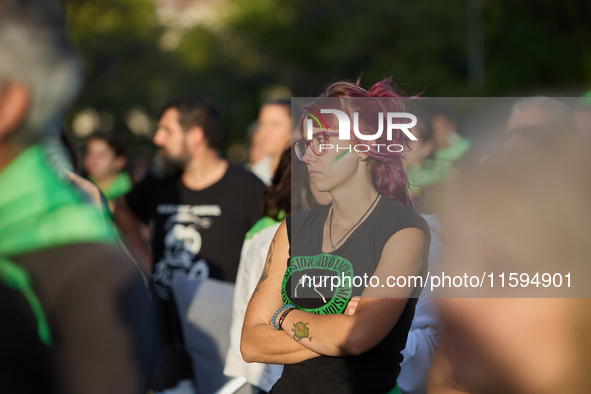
[292,322,310,341]
[250,239,275,300]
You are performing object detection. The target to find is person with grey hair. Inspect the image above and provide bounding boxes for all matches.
[506,96,577,133]
[0,0,82,147]
[0,1,157,393]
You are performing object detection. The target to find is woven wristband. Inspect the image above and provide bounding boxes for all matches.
[272,303,297,330]
[277,307,297,330]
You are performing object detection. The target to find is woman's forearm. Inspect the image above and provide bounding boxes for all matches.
[281,296,411,357]
[241,321,321,364]
[280,309,359,357]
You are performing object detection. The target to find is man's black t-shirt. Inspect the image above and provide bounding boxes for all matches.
[126,163,265,389]
[126,164,265,299]
[273,196,431,394]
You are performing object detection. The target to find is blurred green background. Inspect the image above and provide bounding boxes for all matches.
[60,0,591,159]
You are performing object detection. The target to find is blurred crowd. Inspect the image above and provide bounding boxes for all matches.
[1,1,591,394]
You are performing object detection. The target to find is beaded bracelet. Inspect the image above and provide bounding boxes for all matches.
[271,303,297,330]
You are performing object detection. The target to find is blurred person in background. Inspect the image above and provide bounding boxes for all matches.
[225,148,292,394]
[84,130,132,211]
[0,0,157,393]
[572,91,591,139]
[430,108,471,180]
[225,148,331,394]
[396,113,446,394]
[114,94,266,392]
[479,96,578,165]
[250,100,292,185]
[428,130,591,393]
[506,96,577,133]
[248,121,265,166]
[499,97,578,156]
[398,206,446,394]
[406,112,448,197]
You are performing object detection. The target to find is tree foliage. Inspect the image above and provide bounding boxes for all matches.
[61,0,591,152]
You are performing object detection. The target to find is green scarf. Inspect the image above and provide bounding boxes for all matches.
[0,257,52,346]
[0,143,117,345]
[245,211,286,240]
[93,170,132,201]
[0,143,116,257]
[434,137,471,162]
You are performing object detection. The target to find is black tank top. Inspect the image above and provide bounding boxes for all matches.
[272,196,430,394]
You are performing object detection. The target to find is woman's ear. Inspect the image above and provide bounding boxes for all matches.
[357,139,376,162]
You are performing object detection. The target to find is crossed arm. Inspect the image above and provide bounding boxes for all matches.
[240,221,426,364]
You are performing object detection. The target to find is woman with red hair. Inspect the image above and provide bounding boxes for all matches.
[241,78,430,394]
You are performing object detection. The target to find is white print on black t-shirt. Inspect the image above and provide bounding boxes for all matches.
[152,204,219,299]
[294,274,327,303]
[156,204,222,216]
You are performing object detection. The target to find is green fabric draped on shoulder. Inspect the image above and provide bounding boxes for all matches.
[94,170,133,201]
[0,257,52,346]
[245,211,286,240]
[434,137,471,162]
[0,143,116,258]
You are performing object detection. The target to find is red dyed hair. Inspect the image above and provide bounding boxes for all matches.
[307,77,415,208]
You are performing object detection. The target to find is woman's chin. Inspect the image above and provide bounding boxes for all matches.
[311,181,329,193]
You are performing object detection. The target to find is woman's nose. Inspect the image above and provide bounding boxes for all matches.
[302,144,316,163]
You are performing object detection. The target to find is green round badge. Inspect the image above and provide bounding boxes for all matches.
[282,253,354,315]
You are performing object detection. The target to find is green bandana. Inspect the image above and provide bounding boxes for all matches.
[93,170,132,201]
[0,143,116,258]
